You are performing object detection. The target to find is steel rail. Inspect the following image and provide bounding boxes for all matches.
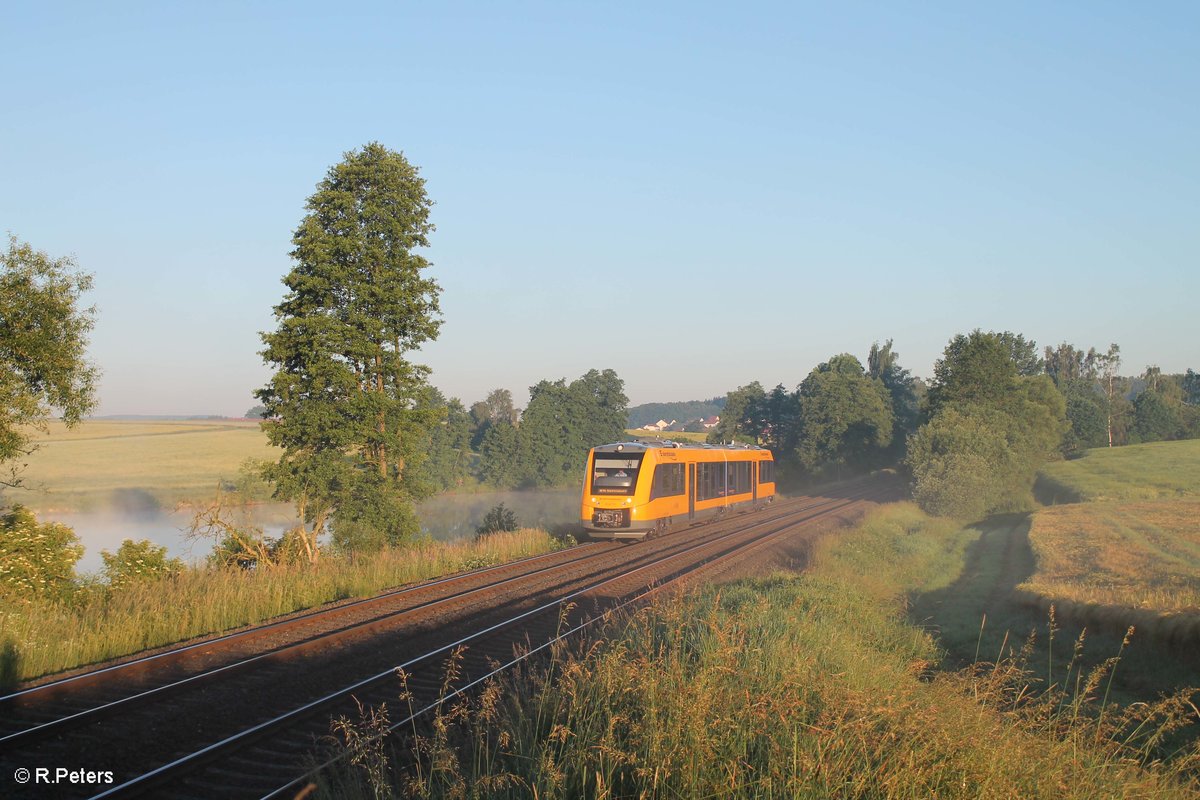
[85,489,881,799]
[263,489,888,799]
[0,541,616,705]
[0,540,624,748]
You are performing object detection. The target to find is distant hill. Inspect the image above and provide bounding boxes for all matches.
[628,397,726,429]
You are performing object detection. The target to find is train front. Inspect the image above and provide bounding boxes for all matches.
[581,443,655,540]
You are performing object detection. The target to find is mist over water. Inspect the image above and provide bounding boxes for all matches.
[49,489,580,575]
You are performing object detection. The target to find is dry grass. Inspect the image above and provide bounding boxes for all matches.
[1018,501,1200,629]
[0,529,562,684]
[3,419,273,512]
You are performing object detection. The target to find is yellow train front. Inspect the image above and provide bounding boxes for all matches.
[581,441,776,541]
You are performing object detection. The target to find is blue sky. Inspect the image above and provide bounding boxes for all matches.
[3,2,1197,416]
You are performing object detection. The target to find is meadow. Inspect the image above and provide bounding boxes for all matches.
[1037,439,1200,503]
[3,419,274,513]
[624,428,709,442]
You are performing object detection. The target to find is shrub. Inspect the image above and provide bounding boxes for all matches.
[0,505,83,602]
[100,538,184,589]
[476,503,518,537]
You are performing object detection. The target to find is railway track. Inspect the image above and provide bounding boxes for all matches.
[1,479,894,799]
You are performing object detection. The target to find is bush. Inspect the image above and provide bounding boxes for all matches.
[476,503,518,537]
[0,505,83,602]
[100,538,184,589]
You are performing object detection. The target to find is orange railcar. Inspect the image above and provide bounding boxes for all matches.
[581,441,775,541]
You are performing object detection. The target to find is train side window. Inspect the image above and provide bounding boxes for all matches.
[758,460,774,484]
[650,463,685,500]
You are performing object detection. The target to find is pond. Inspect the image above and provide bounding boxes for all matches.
[47,489,581,575]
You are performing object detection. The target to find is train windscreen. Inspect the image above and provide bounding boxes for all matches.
[590,453,643,496]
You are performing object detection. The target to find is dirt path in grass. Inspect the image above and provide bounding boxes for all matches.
[910,515,1200,705]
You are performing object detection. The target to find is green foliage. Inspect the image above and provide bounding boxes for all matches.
[907,405,1024,518]
[469,388,519,450]
[910,332,1066,518]
[868,339,922,456]
[795,355,893,476]
[256,143,443,554]
[705,381,766,444]
[416,391,474,492]
[100,539,184,589]
[1062,380,1109,451]
[244,404,267,419]
[477,420,520,487]
[0,505,83,602]
[1133,388,1184,443]
[0,235,98,486]
[928,330,1021,413]
[511,369,628,487]
[1184,369,1200,406]
[475,502,518,537]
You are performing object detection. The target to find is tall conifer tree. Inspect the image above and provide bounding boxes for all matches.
[257,143,441,555]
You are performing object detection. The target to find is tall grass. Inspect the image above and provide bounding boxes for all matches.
[0,529,562,684]
[320,504,1199,799]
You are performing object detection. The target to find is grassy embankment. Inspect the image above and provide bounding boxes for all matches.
[0,529,563,686]
[320,502,1198,799]
[4,419,274,513]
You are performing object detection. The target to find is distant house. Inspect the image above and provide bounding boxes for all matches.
[640,419,677,432]
[701,415,720,429]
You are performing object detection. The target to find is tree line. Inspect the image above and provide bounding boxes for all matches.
[710,331,1200,520]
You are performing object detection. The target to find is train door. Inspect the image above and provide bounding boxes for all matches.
[688,463,696,521]
[752,460,758,501]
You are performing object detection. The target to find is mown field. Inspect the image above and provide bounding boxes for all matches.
[1014,440,1200,645]
[4,419,273,513]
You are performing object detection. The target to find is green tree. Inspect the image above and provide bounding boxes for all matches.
[706,382,767,444]
[1183,369,1200,405]
[0,505,83,602]
[256,143,442,556]
[908,330,1066,517]
[101,538,184,589]
[515,369,628,487]
[244,405,268,419]
[794,355,893,477]
[1,236,98,487]
[867,339,921,457]
[996,331,1043,376]
[478,419,520,487]
[469,388,520,450]
[417,391,474,491]
[927,330,1020,413]
[1061,380,1108,451]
